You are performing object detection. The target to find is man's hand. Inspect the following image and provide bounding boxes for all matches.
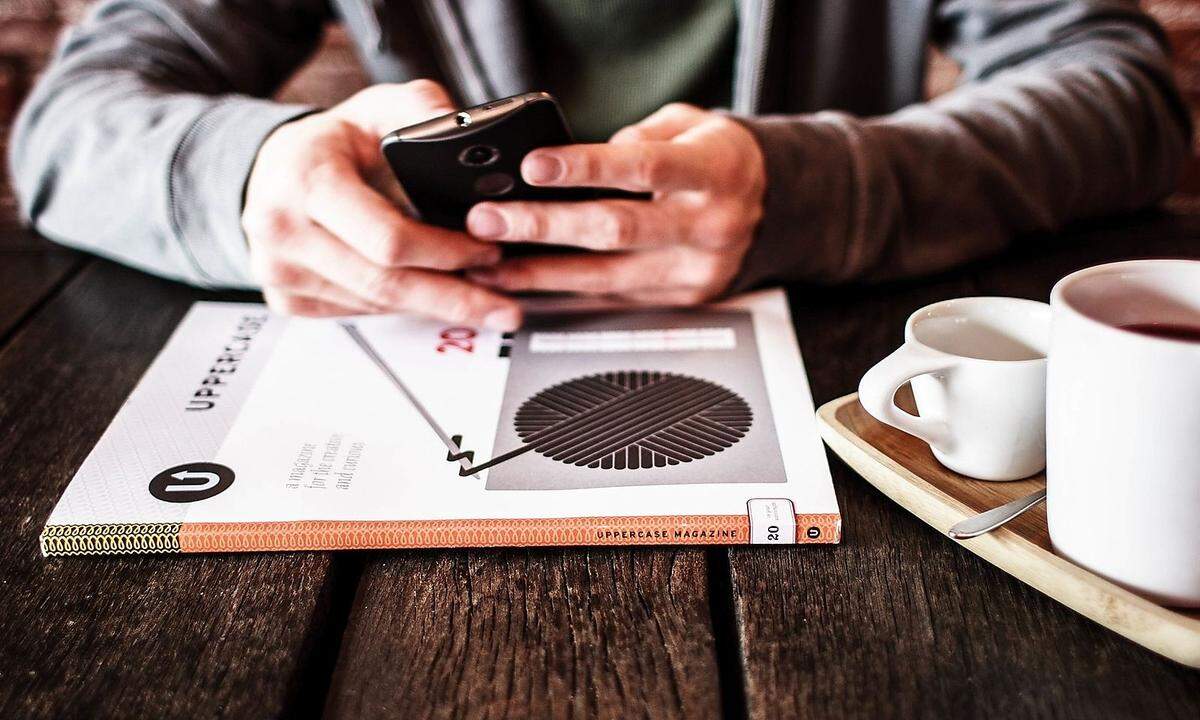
[243,80,522,329]
[464,103,765,305]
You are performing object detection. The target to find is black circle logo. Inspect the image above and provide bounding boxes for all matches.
[149,463,235,503]
[806,526,821,540]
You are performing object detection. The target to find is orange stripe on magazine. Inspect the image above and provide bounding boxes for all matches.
[179,514,841,552]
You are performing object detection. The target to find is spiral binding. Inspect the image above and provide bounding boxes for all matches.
[40,523,182,556]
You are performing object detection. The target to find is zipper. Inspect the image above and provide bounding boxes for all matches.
[735,0,775,114]
[350,0,387,52]
[420,0,492,105]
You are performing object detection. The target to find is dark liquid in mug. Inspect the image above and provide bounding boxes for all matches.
[1119,322,1200,343]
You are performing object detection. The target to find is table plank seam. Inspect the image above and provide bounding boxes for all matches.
[0,254,87,351]
[288,553,365,720]
[707,549,749,720]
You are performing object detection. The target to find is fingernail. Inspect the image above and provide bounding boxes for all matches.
[468,206,507,239]
[483,307,521,331]
[523,154,563,184]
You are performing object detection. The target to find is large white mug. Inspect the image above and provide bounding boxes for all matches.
[1047,259,1200,607]
[859,297,1051,481]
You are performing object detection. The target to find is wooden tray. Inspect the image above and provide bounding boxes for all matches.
[816,391,1200,668]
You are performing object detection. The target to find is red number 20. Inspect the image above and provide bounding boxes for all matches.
[437,327,476,353]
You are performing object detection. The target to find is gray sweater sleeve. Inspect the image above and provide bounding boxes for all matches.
[732,0,1192,288]
[8,0,330,288]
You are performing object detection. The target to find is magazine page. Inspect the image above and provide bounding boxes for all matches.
[42,289,839,554]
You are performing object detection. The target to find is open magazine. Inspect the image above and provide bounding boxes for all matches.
[41,288,840,555]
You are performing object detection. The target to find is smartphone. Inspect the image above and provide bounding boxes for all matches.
[380,91,630,231]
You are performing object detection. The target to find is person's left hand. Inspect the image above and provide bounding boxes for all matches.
[464,103,766,305]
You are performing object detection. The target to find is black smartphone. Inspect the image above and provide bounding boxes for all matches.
[380,91,631,231]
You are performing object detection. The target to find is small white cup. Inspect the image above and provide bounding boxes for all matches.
[1048,259,1200,607]
[858,297,1051,481]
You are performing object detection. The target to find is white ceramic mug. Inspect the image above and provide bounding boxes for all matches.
[1047,259,1200,607]
[859,297,1051,481]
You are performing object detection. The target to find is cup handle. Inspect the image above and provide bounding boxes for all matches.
[858,343,957,451]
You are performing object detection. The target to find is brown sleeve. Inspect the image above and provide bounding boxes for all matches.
[729,0,1191,289]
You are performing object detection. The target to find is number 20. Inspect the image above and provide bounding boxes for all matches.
[437,327,476,353]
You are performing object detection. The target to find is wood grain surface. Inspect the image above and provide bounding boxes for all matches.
[0,228,82,340]
[325,548,723,719]
[0,247,80,339]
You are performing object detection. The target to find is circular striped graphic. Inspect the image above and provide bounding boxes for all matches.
[514,371,752,469]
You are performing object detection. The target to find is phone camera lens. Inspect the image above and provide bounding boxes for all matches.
[455,112,472,127]
[459,144,500,167]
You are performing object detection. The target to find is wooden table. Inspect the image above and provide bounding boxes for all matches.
[0,212,1198,719]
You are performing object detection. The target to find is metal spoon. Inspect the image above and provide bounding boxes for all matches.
[947,488,1047,540]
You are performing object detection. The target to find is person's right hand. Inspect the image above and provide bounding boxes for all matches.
[242,80,522,329]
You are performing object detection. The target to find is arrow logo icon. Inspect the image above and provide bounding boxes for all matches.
[149,463,235,503]
[164,470,220,493]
